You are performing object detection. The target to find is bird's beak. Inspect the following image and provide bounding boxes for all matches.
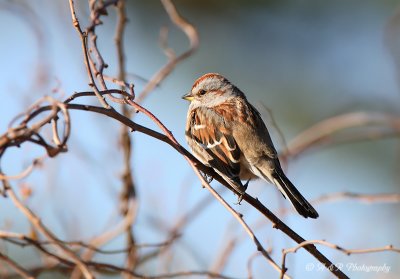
[182,92,194,102]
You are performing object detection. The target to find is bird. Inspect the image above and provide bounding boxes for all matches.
[182,73,319,219]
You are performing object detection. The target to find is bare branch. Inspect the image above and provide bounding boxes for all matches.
[0,252,34,279]
[210,239,238,276]
[112,0,138,275]
[68,0,110,108]
[282,112,400,159]
[312,192,400,205]
[136,0,199,102]
[0,156,45,181]
[275,191,400,218]
[2,180,94,279]
[247,252,261,279]
[280,240,400,279]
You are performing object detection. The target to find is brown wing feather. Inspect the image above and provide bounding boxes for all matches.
[185,107,245,193]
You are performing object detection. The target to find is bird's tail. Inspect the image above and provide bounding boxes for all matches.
[272,169,319,219]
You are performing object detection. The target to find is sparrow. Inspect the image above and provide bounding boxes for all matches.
[182,73,319,219]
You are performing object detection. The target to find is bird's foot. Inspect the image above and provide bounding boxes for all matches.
[235,193,245,205]
[234,180,250,205]
[201,172,213,184]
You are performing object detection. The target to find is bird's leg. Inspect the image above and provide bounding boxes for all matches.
[235,193,244,205]
[234,180,250,205]
[243,179,251,190]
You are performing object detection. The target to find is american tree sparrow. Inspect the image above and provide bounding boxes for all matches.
[183,73,319,219]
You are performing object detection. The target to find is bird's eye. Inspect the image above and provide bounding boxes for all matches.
[199,89,206,95]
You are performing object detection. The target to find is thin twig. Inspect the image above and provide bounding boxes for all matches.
[275,191,400,217]
[136,0,199,102]
[113,0,138,275]
[68,0,110,108]
[282,111,400,159]
[247,252,261,279]
[70,200,138,279]
[0,157,45,181]
[0,229,180,255]
[313,192,400,204]
[2,180,94,279]
[210,238,238,276]
[280,240,400,279]
[0,252,34,279]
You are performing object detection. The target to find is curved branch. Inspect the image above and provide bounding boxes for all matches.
[136,0,199,102]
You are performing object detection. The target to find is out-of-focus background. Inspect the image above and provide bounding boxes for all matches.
[1,0,399,278]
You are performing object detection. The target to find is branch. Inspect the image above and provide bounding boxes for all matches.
[247,252,261,279]
[280,240,400,279]
[68,0,110,108]
[136,0,199,102]
[282,111,400,159]
[0,252,34,279]
[113,0,138,275]
[0,229,178,255]
[312,192,400,205]
[274,191,400,217]
[1,180,94,279]
[0,156,45,181]
[77,200,138,262]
